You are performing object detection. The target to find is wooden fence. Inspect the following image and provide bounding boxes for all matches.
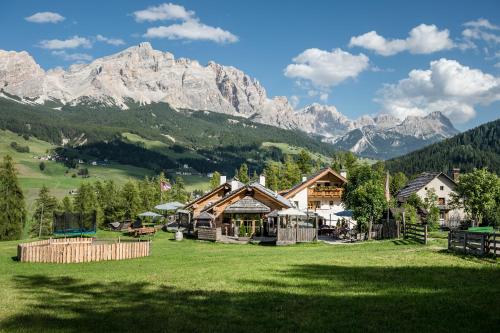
[17,237,151,263]
[277,226,317,245]
[448,230,499,257]
[403,223,428,244]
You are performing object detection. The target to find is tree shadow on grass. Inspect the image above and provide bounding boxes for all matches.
[1,264,499,333]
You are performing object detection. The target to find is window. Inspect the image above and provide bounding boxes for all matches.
[329,201,334,207]
[438,198,445,205]
[424,187,428,190]
[308,201,321,210]
[440,186,444,191]
[294,201,299,208]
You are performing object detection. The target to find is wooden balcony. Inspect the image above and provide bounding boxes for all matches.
[308,187,343,199]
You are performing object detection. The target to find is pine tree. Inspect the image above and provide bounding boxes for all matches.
[264,162,281,191]
[296,149,312,175]
[0,155,26,240]
[60,196,73,212]
[171,176,189,203]
[238,163,250,183]
[389,172,407,197]
[282,155,301,189]
[74,183,103,226]
[31,185,58,237]
[120,180,141,220]
[210,171,221,190]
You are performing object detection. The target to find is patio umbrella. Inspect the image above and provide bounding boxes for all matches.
[138,211,163,218]
[154,201,184,211]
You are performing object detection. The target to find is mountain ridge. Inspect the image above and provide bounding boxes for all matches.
[0,43,459,159]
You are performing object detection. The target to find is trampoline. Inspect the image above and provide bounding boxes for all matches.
[53,211,97,236]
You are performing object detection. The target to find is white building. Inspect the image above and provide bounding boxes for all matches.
[281,168,350,225]
[397,172,465,227]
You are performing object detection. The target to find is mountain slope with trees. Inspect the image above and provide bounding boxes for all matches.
[385,119,500,176]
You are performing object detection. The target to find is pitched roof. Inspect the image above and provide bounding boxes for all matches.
[224,196,271,213]
[282,167,347,198]
[195,211,215,220]
[397,172,456,199]
[201,182,292,212]
[184,180,243,209]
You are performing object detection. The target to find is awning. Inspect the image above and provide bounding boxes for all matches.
[268,208,307,217]
[224,196,271,214]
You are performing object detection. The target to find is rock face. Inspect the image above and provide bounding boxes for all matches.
[0,43,459,159]
[331,112,459,159]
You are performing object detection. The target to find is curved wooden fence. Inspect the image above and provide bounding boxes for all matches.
[17,237,151,263]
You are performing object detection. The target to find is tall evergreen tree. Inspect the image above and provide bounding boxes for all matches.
[389,172,408,197]
[238,163,250,183]
[120,180,141,220]
[264,162,281,191]
[170,176,189,203]
[73,183,103,226]
[0,155,26,240]
[210,171,221,190]
[282,155,301,189]
[31,185,58,237]
[296,149,312,175]
[60,196,73,212]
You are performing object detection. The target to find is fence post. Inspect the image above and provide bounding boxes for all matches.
[463,232,468,254]
[424,225,428,245]
[480,234,485,256]
[448,230,451,250]
[494,233,497,258]
[402,211,406,239]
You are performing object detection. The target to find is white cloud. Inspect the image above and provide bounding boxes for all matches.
[319,93,329,102]
[51,50,93,62]
[376,58,500,123]
[133,3,194,22]
[289,95,300,108]
[38,36,92,49]
[464,18,499,30]
[494,62,500,69]
[96,34,125,46]
[284,48,369,88]
[25,11,65,24]
[143,19,237,43]
[349,24,454,56]
[137,3,237,44]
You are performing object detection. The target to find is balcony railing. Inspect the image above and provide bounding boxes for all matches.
[308,186,343,198]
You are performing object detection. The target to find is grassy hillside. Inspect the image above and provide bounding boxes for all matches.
[0,98,338,175]
[0,129,210,211]
[0,234,498,332]
[385,118,500,176]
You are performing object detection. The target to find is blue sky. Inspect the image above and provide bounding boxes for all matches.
[1,0,499,130]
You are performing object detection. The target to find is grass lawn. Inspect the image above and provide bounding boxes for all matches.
[0,234,498,332]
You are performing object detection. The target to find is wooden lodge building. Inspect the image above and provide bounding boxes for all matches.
[182,168,349,244]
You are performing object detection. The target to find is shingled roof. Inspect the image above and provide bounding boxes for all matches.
[397,172,456,200]
[224,196,271,214]
[201,182,292,213]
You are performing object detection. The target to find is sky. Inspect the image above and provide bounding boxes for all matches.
[1,0,500,131]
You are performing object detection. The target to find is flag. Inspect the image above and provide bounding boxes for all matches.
[385,171,391,202]
[160,180,171,192]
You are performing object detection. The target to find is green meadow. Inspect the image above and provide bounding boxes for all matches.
[0,233,498,332]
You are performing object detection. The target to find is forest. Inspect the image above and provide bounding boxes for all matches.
[385,119,500,176]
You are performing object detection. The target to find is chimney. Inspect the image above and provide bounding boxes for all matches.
[231,179,242,191]
[302,176,307,182]
[220,175,227,185]
[259,174,266,187]
[340,169,347,179]
[451,168,460,182]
